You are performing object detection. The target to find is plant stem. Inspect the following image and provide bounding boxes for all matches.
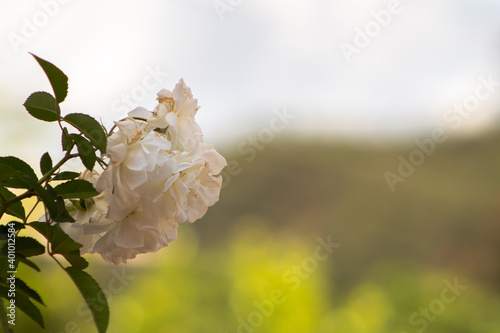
[57,118,72,152]
[96,156,108,169]
[44,217,66,271]
[1,151,77,220]
[38,151,78,184]
[1,191,34,217]
[25,199,40,223]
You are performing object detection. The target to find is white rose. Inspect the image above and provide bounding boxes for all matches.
[61,170,178,264]
[59,79,225,264]
[96,118,173,221]
[150,141,226,224]
[92,209,178,265]
[59,170,114,254]
[145,78,202,151]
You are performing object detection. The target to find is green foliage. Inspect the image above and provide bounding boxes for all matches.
[64,113,107,154]
[29,53,68,103]
[12,220,500,333]
[52,171,80,181]
[23,92,59,122]
[0,187,25,220]
[39,153,53,176]
[54,179,99,199]
[0,223,40,273]
[69,134,96,170]
[5,131,500,333]
[30,183,68,223]
[0,54,108,333]
[0,156,38,189]
[0,285,44,328]
[65,267,109,333]
[30,222,86,261]
[14,255,40,272]
[0,224,46,330]
[11,278,44,306]
[13,237,45,257]
[61,127,72,151]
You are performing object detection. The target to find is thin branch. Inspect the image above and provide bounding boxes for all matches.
[57,118,72,152]
[42,211,65,270]
[25,198,41,223]
[38,151,78,184]
[96,156,108,169]
[1,191,35,218]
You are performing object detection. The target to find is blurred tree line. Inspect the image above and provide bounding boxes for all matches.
[12,130,500,332]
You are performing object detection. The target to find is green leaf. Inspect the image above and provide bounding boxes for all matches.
[30,183,58,221]
[0,232,43,274]
[8,278,44,305]
[28,221,51,238]
[70,134,96,171]
[0,252,9,280]
[30,221,86,269]
[16,254,41,272]
[40,152,53,176]
[4,221,24,232]
[62,250,88,269]
[0,156,38,184]
[64,113,107,154]
[15,236,45,257]
[0,164,19,184]
[0,221,25,246]
[29,222,82,254]
[30,53,68,103]
[35,184,74,223]
[0,157,38,189]
[66,267,109,333]
[54,179,98,199]
[43,215,88,267]
[0,285,45,328]
[55,195,75,222]
[62,127,72,151]
[0,186,25,220]
[52,171,80,181]
[0,169,19,188]
[23,91,60,122]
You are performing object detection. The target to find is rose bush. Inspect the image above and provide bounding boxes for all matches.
[1,55,227,331]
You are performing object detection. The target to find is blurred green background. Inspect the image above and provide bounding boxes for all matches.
[9,129,500,333]
[3,1,500,332]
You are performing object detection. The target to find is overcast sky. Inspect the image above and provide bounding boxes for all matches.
[1,0,500,155]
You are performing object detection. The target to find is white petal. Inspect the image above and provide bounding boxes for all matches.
[128,107,152,119]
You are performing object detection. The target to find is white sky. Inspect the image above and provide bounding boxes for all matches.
[1,0,500,157]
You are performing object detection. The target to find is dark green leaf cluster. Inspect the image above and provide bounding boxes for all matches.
[0,222,45,328]
[0,54,110,333]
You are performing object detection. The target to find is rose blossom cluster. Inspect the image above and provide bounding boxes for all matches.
[60,79,226,264]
